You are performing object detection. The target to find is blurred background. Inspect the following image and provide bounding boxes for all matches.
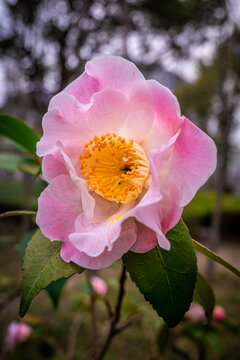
[0,0,239,359]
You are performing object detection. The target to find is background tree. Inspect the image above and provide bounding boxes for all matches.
[176,27,240,279]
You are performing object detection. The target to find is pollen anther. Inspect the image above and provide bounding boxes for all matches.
[79,133,150,203]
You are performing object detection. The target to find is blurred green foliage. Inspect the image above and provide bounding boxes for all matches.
[183,191,240,220]
[0,180,45,210]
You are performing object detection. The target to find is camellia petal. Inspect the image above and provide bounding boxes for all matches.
[37,109,87,157]
[57,143,95,221]
[85,89,129,137]
[61,219,137,270]
[36,55,217,269]
[42,152,68,183]
[65,71,100,104]
[130,222,158,253]
[171,117,217,207]
[85,55,144,95]
[48,92,89,123]
[147,79,183,147]
[120,81,155,143]
[36,175,83,241]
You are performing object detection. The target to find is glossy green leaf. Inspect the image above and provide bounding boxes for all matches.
[0,153,38,173]
[19,231,35,261]
[123,219,197,327]
[46,278,67,308]
[193,239,240,278]
[0,114,39,156]
[193,272,215,322]
[20,229,84,317]
[19,230,65,308]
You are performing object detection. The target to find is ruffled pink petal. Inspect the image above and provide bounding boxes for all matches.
[36,175,82,241]
[133,116,216,250]
[56,142,82,178]
[171,117,217,207]
[61,218,137,269]
[134,200,171,250]
[69,199,133,257]
[147,79,184,148]
[64,71,100,104]
[85,55,144,96]
[160,197,183,234]
[42,142,85,181]
[37,75,136,159]
[37,109,88,157]
[57,142,95,220]
[48,92,89,124]
[85,89,129,137]
[131,133,181,250]
[42,152,68,183]
[130,173,169,250]
[120,81,155,143]
[69,215,122,257]
[130,222,158,253]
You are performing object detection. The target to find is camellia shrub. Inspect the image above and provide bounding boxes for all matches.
[0,55,239,359]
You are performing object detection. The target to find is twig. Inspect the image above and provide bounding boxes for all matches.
[96,263,126,360]
[104,299,113,319]
[82,263,141,360]
[115,312,142,334]
[82,312,141,360]
[86,271,98,360]
[114,263,126,324]
[66,312,82,360]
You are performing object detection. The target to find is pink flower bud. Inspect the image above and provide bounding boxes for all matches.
[213,305,226,322]
[90,276,108,295]
[185,303,206,323]
[5,321,32,351]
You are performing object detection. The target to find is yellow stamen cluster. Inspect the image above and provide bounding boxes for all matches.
[79,133,150,203]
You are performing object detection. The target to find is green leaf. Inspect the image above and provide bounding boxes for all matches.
[19,231,65,308]
[18,162,40,176]
[20,229,84,317]
[46,278,67,308]
[123,219,197,327]
[0,114,39,156]
[0,153,38,173]
[193,239,240,278]
[193,273,215,322]
[0,210,36,220]
[19,231,35,261]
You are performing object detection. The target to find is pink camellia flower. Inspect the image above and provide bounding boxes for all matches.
[36,55,216,269]
[90,276,108,295]
[5,321,32,351]
[213,305,226,322]
[185,303,206,323]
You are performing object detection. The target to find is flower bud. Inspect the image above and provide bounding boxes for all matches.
[90,276,108,295]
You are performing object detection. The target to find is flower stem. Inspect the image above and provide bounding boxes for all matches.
[192,239,240,278]
[86,271,99,360]
[96,263,126,360]
[83,263,141,360]
[0,210,36,219]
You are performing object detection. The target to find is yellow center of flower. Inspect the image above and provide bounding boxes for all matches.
[79,133,150,203]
